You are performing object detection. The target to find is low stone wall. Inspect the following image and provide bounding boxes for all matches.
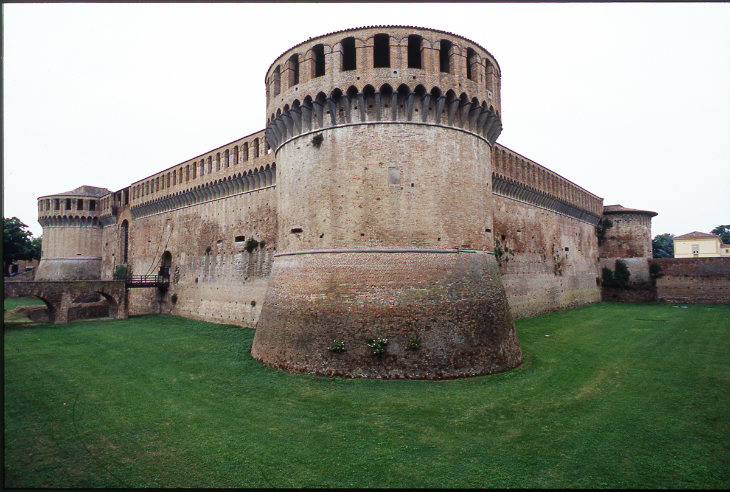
[601,283,657,303]
[653,258,730,305]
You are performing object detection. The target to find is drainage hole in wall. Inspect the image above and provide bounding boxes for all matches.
[291,227,303,234]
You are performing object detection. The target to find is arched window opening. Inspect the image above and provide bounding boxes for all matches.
[439,39,452,73]
[466,48,476,80]
[224,149,229,168]
[54,199,60,210]
[272,65,281,96]
[66,198,72,210]
[77,199,84,210]
[408,35,422,69]
[341,37,356,71]
[121,220,129,264]
[243,142,249,161]
[89,200,96,211]
[216,152,221,171]
[254,138,260,158]
[233,145,239,164]
[288,54,299,86]
[312,44,325,77]
[373,34,390,68]
[199,161,204,177]
[207,157,212,174]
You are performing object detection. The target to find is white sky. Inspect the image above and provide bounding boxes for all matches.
[3,2,729,239]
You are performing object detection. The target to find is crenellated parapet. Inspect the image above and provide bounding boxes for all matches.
[492,144,603,222]
[126,130,274,211]
[131,164,276,219]
[264,26,502,153]
[35,186,110,281]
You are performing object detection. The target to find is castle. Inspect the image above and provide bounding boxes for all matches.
[34,26,655,379]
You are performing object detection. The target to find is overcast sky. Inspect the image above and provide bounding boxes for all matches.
[3,2,729,239]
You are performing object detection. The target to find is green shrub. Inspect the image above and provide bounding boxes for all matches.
[312,134,323,148]
[328,339,346,353]
[245,238,259,253]
[113,265,129,280]
[366,337,388,357]
[614,259,631,287]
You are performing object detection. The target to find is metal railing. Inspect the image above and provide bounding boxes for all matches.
[125,274,169,288]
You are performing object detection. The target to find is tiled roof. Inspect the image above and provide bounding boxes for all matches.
[41,186,110,198]
[674,231,720,240]
[603,204,657,216]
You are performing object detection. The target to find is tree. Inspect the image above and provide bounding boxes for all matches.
[3,217,34,275]
[652,233,674,258]
[613,259,631,287]
[30,236,42,260]
[711,225,730,245]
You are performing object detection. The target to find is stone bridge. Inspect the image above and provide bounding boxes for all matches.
[3,280,127,324]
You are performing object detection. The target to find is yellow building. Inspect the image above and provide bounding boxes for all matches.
[673,231,730,258]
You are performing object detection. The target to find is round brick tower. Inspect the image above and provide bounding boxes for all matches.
[252,26,522,378]
[35,186,108,280]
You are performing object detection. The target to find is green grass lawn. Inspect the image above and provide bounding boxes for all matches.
[4,302,729,488]
[4,296,48,324]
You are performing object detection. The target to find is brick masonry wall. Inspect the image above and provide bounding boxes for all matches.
[653,257,730,304]
[492,195,601,318]
[121,187,278,325]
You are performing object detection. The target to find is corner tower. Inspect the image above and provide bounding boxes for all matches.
[252,26,522,378]
[35,186,109,280]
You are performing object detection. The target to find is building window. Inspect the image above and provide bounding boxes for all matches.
[373,34,390,68]
[233,145,239,164]
[288,54,299,86]
[77,199,84,210]
[439,39,452,73]
[341,37,356,71]
[408,35,422,69]
[272,65,281,96]
[312,44,325,77]
[243,142,249,161]
[254,138,259,158]
[466,47,476,80]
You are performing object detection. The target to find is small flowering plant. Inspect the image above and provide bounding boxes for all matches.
[328,339,346,353]
[366,337,389,357]
[407,337,420,350]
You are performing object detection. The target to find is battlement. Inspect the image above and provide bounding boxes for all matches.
[492,144,603,221]
[127,129,274,210]
[38,186,109,222]
[265,26,501,152]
